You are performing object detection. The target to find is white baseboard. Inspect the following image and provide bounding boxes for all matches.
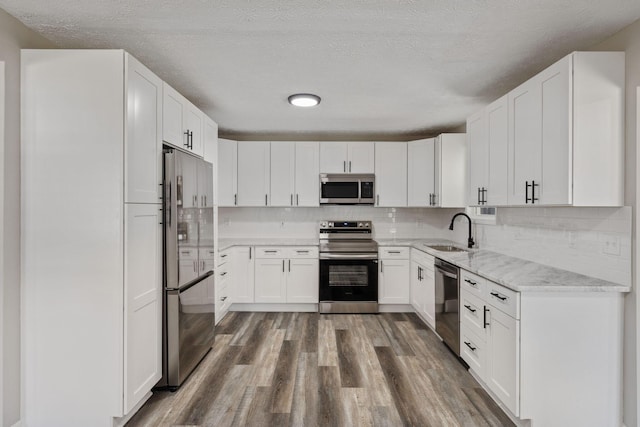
[231,303,318,312]
[378,304,413,313]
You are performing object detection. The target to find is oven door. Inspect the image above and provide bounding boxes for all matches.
[319,257,378,302]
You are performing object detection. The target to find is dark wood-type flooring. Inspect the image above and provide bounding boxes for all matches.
[127,312,514,427]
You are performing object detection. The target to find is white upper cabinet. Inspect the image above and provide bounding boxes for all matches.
[294,142,320,206]
[125,55,163,204]
[162,82,204,157]
[506,51,624,206]
[375,142,407,207]
[218,138,238,206]
[320,142,374,173]
[486,96,509,206]
[237,141,270,206]
[202,118,218,204]
[270,142,296,206]
[435,134,467,208]
[408,138,436,207]
[467,107,489,206]
[408,134,466,208]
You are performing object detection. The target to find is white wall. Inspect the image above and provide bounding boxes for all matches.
[0,8,54,427]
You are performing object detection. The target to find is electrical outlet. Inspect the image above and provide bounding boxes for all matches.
[602,235,621,256]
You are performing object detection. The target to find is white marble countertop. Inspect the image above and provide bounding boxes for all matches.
[218,238,319,251]
[378,238,630,293]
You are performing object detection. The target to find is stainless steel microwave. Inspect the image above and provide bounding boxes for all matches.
[319,173,375,205]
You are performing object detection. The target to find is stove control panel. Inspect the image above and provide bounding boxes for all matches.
[320,220,371,230]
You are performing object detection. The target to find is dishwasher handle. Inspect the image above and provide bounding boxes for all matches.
[435,266,458,280]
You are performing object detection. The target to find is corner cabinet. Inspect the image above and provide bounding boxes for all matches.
[217,138,238,206]
[459,269,624,426]
[407,134,467,207]
[162,82,204,157]
[410,249,435,328]
[22,50,163,426]
[374,142,408,207]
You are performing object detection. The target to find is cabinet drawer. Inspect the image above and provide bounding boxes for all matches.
[486,281,519,319]
[286,247,319,259]
[178,247,198,260]
[255,247,285,258]
[380,247,410,259]
[460,289,487,340]
[460,325,486,379]
[218,250,232,266]
[461,269,485,295]
[200,248,216,260]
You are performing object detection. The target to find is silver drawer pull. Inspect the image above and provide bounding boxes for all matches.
[221,296,227,301]
[463,304,476,313]
[220,271,227,276]
[387,251,401,254]
[264,250,278,253]
[297,250,309,254]
[220,254,228,258]
[464,341,476,352]
[464,279,477,286]
[490,292,508,302]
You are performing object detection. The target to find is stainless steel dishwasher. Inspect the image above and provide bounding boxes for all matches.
[434,258,460,356]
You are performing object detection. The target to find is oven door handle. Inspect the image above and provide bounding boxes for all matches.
[320,253,379,260]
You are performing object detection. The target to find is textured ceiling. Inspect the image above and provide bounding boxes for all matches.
[3,0,640,139]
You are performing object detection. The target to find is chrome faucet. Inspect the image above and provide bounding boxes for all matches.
[449,213,475,249]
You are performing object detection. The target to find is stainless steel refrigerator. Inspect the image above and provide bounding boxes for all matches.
[159,147,215,389]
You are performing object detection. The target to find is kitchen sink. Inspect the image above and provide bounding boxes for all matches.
[425,244,467,252]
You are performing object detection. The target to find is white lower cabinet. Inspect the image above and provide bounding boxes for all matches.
[254,247,319,303]
[233,246,255,303]
[378,247,410,304]
[410,248,435,328]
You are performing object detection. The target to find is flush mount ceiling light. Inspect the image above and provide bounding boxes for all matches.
[288,93,321,107]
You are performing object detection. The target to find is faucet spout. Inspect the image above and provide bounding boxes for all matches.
[449,212,475,249]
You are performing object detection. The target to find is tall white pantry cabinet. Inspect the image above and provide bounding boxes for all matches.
[22,50,165,426]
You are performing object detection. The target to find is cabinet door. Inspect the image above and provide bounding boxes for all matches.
[407,139,435,207]
[375,142,407,207]
[287,258,319,303]
[508,77,541,205]
[436,134,467,208]
[124,204,162,412]
[320,142,348,173]
[486,307,519,416]
[467,110,488,207]
[410,261,422,312]
[254,258,287,303]
[422,264,435,328]
[348,142,375,173]
[185,102,204,157]
[218,139,237,206]
[487,96,509,206]
[295,142,320,206]
[237,141,270,206]
[539,55,572,205]
[270,142,295,206]
[233,246,255,303]
[125,55,162,204]
[162,82,186,148]
[198,161,213,208]
[379,259,410,304]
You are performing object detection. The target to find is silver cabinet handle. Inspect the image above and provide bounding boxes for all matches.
[193,260,197,272]
[297,250,309,254]
[376,195,380,205]
[234,194,237,205]
[265,194,268,206]
[158,183,163,200]
[387,250,401,254]
[264,250,278,253]
[204,195,207,206]
[291,194,293,206]
[380,260,384,273]
[296,194,299,206]
[288,259,291,272]
[220,271,227,276]
[343,161,346,172]
[282,259,285,272]
[349,161,352,172]
[221,296,227,301]
[249,247,252,259]
[220,254,228,258]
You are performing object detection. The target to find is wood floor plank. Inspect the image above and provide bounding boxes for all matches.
[300,312,319,352]
[270,339,300,413]
[318,317,338,367]
[250,328,286,387]
[202,364,253,427]
[318,366,345,426]
[336,329,363,387]
[289,352,318,427]
[361,314,391,347]
[236,313,274,365]
[378,313,416,357]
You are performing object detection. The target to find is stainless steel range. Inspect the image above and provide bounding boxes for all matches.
[318,220,379,314]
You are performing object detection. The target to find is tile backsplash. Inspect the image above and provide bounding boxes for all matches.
[219,205,632,286]
[218,206,465,241]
